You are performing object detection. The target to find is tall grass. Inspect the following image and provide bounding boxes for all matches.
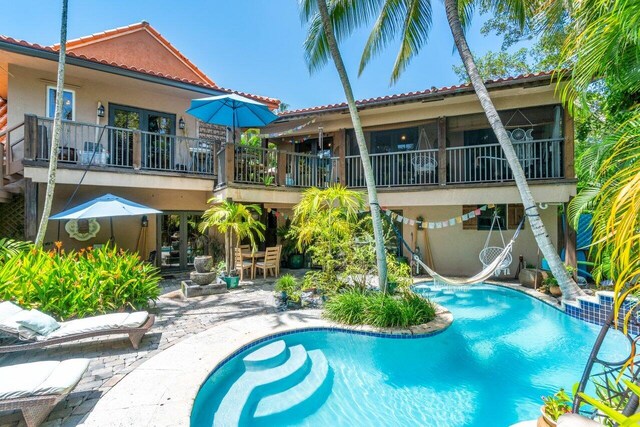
[324,289,435,328]
[0,243,160,319]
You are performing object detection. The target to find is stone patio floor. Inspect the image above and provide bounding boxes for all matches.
[0,270,308,427]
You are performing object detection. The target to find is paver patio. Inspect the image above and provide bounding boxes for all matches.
[0,271,297,427]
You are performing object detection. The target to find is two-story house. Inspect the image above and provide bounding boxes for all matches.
[1,21,576,276]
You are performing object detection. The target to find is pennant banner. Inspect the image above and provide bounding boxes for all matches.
[258,119,317,139]
[381,205,492,230]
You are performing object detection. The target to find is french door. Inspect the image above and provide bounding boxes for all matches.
[157,211,206,271]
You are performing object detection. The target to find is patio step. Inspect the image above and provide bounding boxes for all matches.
[214,344,310,427]
[253,349,332,423]
[243,340,288,371]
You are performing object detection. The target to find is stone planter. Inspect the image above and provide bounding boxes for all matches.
[190,271,216,286]
[519,268,545,288]
[194,256,213,273]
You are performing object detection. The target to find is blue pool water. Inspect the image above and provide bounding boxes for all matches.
[191,284,628,427]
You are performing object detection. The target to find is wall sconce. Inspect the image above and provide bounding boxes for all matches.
[97,102,105,118]
[416,215,425,230]
[178,117,185,130]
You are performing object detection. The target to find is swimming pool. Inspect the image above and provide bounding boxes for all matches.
[191,284,628,426]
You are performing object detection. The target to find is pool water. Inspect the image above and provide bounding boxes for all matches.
[191,284,628,427]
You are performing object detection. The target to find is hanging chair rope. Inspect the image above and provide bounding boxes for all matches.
[479,211,512,276]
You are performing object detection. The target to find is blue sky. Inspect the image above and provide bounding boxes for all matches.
[2,0,510,109]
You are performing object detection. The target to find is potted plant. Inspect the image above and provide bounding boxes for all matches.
[217,261,240,289]
[540,389,572,427]
[543,276,562,297]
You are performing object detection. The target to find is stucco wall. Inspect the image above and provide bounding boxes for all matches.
[398,205,559,276]
[37,184,210,255]
[8,64,201,138]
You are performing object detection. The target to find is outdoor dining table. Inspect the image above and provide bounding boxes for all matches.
[242,250,265,279]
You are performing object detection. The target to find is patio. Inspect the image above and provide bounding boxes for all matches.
[0,271,297,427]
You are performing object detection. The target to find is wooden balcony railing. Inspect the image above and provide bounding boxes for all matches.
[32,116,218,176]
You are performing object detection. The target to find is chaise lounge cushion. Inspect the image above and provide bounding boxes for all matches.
[0,302,38,339]
[0,359,89,400]
[45,311,149,340]
[14,310,60,336]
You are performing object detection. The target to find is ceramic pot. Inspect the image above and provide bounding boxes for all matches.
[289,254,304,269]
[223,276,240,289]
[194,255,213,273]
[538,407,557,427]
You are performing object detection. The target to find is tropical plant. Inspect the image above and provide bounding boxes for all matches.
[302,0,582,300]
[0,238,31,264]
[275,274,303,303]
[579,380,640,427]
[300,0,389,292]
[199,197,266,272]
[35,0,68,246]
[324,289,435,328]
[542,389,572,421]
[0,243,160,319]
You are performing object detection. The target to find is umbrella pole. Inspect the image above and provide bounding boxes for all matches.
[110,217,114,242]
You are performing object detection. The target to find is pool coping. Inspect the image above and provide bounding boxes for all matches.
[79,307,453,426]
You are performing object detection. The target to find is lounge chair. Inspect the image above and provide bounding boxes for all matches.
[0,358,90,427]
[0,302,155,354]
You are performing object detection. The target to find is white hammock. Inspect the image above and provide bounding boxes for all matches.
[413,215,525,286]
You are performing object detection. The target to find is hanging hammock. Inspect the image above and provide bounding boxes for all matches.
[413,215,525,286]
[479,211,512,276]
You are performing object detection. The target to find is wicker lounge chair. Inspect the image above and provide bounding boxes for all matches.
[0,302,155,354]
[0,358,89,427]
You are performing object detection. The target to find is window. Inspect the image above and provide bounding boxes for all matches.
[462,204,506,230]
[46,86,75,120]
[370,126,419,153]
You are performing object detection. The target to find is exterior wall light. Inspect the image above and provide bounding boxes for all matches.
[97,102,105,118]
[179,117,185,130]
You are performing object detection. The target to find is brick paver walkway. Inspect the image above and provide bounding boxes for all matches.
[0,270,304,426]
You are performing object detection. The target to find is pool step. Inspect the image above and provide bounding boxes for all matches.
[214,341,333,426]
[243,340,288,370]
[214,344,310,426]
[253,350,332,423]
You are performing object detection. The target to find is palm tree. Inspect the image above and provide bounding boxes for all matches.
[304,0,583,299]
[35,0,68,247]
[300,0,389,292]
[199,197,266,273]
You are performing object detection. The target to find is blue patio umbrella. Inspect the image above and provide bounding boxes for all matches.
[186,93,278,142]
[50,193,161,240]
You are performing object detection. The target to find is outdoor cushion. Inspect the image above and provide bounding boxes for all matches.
[0,301,23,322]
[45,311,149,339]
[0,358,89,400]
[13,309,60,336]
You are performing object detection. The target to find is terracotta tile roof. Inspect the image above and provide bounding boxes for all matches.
[51,21,217,88]
[0,26,280,109]
[278,71,556,117]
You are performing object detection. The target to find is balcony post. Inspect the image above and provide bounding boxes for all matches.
[132,131,142,170]
[225,143,234,185]
[334,129,346,185]
[563,107,574,179]
[277,149,287,186]
[437,116,447,186]
[24,178,38,242]
[24,114,38,160]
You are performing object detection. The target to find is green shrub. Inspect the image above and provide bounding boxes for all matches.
[275,274,302,302]
[325,290,435,328]
[0,243,160,320]
[323,289,366,324]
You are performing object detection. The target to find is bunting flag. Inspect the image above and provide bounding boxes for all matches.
[378,204,494,230]
[258,118,317,139]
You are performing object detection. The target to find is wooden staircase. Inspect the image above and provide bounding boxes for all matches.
[1,97,22,203]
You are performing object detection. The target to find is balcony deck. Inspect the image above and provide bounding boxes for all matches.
[6,115,568,193]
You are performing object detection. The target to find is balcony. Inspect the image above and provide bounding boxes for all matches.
[9,115,566,191]
[22,116,219,176]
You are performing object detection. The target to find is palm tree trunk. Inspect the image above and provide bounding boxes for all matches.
[443,0,583,299]
[35,0,68,247]
[316,0,388,291]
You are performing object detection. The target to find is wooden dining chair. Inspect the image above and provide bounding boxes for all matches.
[234,247,253,280]
[255,246,279,279]
[238,244,251,253]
